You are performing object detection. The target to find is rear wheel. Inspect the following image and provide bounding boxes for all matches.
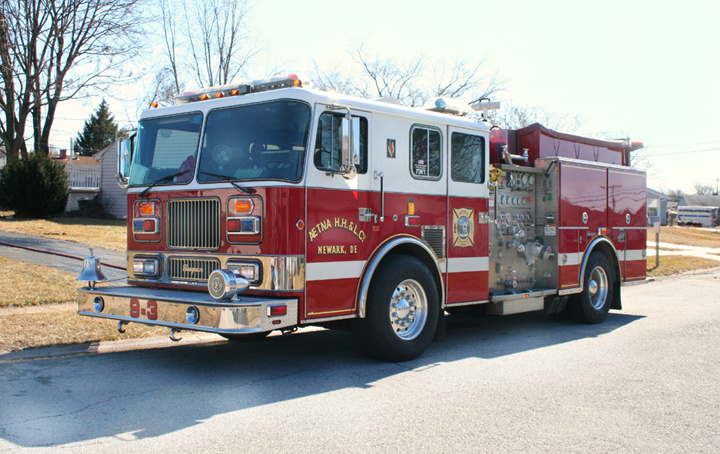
[567,252,613,324]
[354,255,439,361]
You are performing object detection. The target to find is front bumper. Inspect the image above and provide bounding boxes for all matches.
[78,286,298,334]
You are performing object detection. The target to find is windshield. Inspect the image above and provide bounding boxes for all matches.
[128,112,203,186]
[197,100,311,183]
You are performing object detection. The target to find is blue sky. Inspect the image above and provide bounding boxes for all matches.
[53,0,720,193]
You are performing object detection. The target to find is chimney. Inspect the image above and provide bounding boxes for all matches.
[59,149,67,160]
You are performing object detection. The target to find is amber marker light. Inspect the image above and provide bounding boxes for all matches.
[230,89,240,96]
[232,199,254,215]
[150,102,159,108]
[215,92,224,98]
[139,201,155,216]
[199,94,209,101]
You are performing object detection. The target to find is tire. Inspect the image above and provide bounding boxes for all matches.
[567,252,613,324]
[354,255,439,361]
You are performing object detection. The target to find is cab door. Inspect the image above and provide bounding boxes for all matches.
[445,126,490,305]
[304,106,373,321]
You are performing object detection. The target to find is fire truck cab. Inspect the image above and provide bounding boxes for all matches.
[78,75,646,361]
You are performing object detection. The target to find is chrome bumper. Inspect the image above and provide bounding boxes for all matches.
[77,286,298,334]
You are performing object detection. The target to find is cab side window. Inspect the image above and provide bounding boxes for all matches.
[314,112,368,174]
[451,132,485,184]
[410,126,441,179]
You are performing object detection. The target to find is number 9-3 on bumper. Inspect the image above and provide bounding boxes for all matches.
[77,286,298,334]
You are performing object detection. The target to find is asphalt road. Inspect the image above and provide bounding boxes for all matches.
[0,270,718,453]
[0,231,126,281]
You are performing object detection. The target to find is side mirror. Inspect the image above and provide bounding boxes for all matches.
[116,131,136,188]
[340,114,358,179]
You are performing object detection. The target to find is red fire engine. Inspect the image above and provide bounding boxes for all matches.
[77,74,647,361]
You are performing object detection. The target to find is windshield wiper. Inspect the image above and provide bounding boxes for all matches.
[199,172,256,194]
[138,169,191,198]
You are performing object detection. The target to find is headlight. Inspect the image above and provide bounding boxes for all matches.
[227,261,261,285]
[133,257,160,277]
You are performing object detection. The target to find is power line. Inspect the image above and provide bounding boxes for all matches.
[648,147,720,157]
[644,141,720,149]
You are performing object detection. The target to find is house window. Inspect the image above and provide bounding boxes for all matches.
[410,126,441,179]
[648,198,658,217]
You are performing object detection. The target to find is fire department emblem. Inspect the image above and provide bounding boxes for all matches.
[452,208,475,248]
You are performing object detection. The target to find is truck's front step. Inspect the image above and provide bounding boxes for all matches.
[78,286,298,335]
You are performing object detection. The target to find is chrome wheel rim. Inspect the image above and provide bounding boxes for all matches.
[588,266,609,309]
[388,279,428,341]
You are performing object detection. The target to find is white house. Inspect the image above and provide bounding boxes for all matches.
[93,143,127,218]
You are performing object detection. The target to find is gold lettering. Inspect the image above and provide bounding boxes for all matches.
[311,218,367,244]
[317,244,348,255]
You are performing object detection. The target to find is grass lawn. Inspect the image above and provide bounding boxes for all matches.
[648,226,720,248]
[647,255,720,277]
[0,257,79,307]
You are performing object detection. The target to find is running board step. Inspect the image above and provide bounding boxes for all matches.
[487,289,557,315]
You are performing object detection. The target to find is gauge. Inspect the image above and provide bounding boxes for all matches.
[528,175,535,185]
[521,174,528,185]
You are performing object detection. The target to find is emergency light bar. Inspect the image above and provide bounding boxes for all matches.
[175,74,309,104]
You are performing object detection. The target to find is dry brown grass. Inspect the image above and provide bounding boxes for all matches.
[0,311,166,352]
[648,226,720,248]
[0,257,79,307]
[0,211,126,252]
[646,255,720,277]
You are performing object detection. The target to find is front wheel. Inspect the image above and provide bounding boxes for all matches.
[567,252,613,324]
[354,255,439,361]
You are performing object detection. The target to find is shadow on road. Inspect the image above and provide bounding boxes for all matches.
[0,310,643,447]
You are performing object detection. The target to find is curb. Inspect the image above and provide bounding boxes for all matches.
[0,332,223,363]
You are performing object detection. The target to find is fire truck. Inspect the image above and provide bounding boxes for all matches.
[77,74,647,361]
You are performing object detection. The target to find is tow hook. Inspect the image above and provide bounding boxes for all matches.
[281,327,298,336]
[117,321,128,334]
[169,328,183,342]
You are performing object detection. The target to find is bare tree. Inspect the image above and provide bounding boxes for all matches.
[664,188,684,202]
[0,0,139,161]
[487,103,584,133]
[149,0,258,107]
[694,183,715,195]
[313,40,504,107]
[0,0,140,161]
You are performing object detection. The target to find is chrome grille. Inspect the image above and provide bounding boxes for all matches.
[167,198,221,250]
[167,257,221,282]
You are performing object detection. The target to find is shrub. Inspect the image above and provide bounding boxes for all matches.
[75,194,114,219]
[0,153,69,218]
